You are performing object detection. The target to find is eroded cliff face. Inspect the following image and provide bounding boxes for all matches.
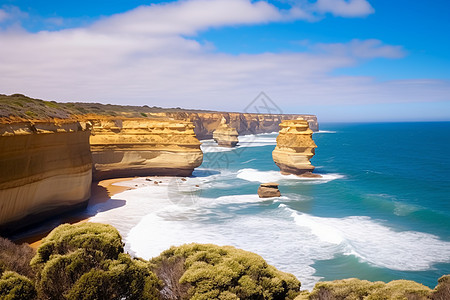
[272,119,318,176]
[89,118,203,180]
[152,112,318,140]
[0,120,92,234]
[212,118,239,147]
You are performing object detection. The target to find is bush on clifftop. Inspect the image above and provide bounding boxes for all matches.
[299,277,437,300]
[0,271,37,300]
[151,243,301,300]
[31,222,161,300]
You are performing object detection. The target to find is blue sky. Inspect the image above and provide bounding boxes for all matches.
[0,0,449,122]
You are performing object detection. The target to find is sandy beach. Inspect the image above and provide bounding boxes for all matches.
[19,177,136,249]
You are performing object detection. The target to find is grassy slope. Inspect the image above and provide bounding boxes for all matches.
[0,94,217,121]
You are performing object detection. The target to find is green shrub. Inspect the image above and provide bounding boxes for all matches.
[151,243,301,300]
[31,222,124,267]
[141,112,148,117]
[367,279,430,299]
[308,278,385,300]
[67,254,160,300]
[25,111,37,117]
[0,271,37,300]
[306,277,432,300]
[31,223,161,300]
[43,101,59,108]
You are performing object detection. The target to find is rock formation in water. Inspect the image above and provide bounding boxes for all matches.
[0,120,92,234]
[156,112,318,140]
[212,117,239,147]
[89,118,203,181]
[257,183,281,198]
[272,119,318,176]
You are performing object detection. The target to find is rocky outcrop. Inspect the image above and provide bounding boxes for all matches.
[89,118,203,181]
[0,120,92,234]
[272,119,318,176]
[152,112,318,140]
[257,183,281,198]
[212,118,239,147]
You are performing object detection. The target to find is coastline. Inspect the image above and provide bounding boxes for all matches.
[16,177,135,249]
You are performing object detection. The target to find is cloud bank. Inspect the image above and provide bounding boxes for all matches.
[0,0,448,119]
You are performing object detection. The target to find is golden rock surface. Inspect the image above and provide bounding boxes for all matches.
[272,119,317,176]
[89,117,203,180]
[212,118,239,147]
[0,120,92,232]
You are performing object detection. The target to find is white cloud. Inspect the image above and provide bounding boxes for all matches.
[0,0,448,119]
[315,39,406,59]
[92,0,288,36]
[0,9,8,23]
[314,0,374,17]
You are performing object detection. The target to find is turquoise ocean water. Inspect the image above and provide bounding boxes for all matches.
[118,122,450,290]
[18,122,450,290]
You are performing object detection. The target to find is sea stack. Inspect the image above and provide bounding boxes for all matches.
[89,118,203,180]
[272,119,319,177]
[258,183,281,198]
[212,117,239,147]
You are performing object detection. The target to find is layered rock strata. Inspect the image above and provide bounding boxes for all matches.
[153,112,318,140]
[212,118,239,147]
[89,118,203,181]
[257,183,281,198]
[0,120,92,234]
[272,119,318,176]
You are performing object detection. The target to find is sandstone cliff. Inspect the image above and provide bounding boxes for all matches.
[0,120,92,234]
[212,118,239,147]
[89,118,203,181]
[152,112,318,140]
[272,119,318,176]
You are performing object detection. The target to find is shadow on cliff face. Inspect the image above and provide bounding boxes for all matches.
[10,183,127,246]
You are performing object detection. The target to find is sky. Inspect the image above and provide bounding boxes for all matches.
[0,0,449,122]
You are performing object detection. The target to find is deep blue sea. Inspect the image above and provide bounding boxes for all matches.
[85,122,450,290]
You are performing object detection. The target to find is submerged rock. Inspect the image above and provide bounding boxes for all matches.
[258,182,281,198]
[212,117,239,147]
[272,119,319,176]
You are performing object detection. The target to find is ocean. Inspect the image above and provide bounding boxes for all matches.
[87,122,450,290]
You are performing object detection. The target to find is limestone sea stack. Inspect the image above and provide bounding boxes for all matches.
[0,120,92,234]
[257,183,281,198]
[90,118,203,181]
[212,117,239,147]
[272,119,319,176]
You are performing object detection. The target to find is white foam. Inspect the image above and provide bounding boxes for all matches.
[200,134,277,153]
[236,168,344,184]
[314,130,337,134]
[287,207,450,271]
[88,175,450,291]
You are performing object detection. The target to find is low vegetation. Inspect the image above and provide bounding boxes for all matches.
[151,243,301,300]
[0,93,215,120]
[298,276,449,300]
[30,222,160,300]
[0,223,449,299]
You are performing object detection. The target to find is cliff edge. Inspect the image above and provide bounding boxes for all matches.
[0,120,92,234]
[89,118,203,181]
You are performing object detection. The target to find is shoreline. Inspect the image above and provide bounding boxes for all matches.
[16,177,136,249]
